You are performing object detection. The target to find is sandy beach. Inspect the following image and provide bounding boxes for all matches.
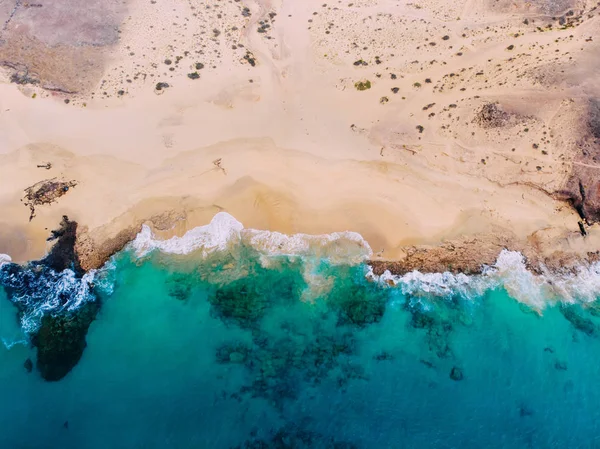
[1,0,599,271]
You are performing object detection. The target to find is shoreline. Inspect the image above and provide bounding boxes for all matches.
[14,207,600,277]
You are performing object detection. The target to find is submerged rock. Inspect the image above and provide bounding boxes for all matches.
[554,361,568,371]
[560,305,596,337]
[33,302,99,381]
[450,366,463,381]
[24,358,33,373]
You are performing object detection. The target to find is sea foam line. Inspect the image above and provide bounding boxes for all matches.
[131,212,373,264]
[368,250,600,309]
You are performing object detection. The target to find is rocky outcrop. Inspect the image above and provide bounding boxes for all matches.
[473,103,511,129]
[0,216,98,381]
[555,99,600,224]
[369,233,517,275]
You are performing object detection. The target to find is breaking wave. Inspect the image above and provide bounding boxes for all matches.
[368,249,600,309]
[131,212,372,265]
[0,259,115,334]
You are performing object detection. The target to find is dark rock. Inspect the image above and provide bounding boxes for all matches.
[155,82,170,91]
[24,358,33,373]
[578,221,587,236]
[474,103,510,128]
[555,361,568,371]
[9,70,40,86]
[44,216,83,275]
[450,366,463,381]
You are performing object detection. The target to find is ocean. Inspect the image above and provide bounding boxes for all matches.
[1,213,600,449]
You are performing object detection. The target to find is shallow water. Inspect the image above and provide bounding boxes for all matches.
[2,246,600,449]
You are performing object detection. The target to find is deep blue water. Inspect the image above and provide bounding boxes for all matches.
[1,248,600,449]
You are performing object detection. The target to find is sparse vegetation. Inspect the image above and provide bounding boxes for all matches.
[355,80,372,91]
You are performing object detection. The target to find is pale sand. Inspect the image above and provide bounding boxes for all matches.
[0,0,599,269]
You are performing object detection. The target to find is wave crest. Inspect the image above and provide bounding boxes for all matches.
[0,254,12,267]
[131,212,373,264]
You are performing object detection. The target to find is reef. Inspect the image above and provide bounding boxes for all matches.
[209,264,375,408]
[327,272,389,327]
[32,301,99,381]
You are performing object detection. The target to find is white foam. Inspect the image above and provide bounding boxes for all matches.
[0,254,11,267]
[1,337,28,350]
[131,212,372,263]
[131,212,244,257]
[244,229,372,264]
[369,249,600,309]
[3,266,98,334]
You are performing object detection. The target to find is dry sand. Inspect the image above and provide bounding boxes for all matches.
[1,0,600,271]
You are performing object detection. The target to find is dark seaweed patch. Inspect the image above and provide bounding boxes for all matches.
[232,423,359,449]
[560,305,596,336]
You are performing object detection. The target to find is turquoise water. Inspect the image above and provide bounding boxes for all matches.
[2,247,600,449]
